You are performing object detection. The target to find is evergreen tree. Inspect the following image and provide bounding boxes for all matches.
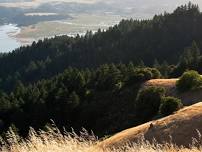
[153,59,160,69]
[190,41,200,69]
[67,92,80,110]
[160,61,169,77]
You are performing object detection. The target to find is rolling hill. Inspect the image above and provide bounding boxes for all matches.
[1,4,202,150]
[143,78,202,105]
[99,102,202,149]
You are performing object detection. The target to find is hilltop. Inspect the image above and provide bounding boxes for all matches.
[99,102,202,149]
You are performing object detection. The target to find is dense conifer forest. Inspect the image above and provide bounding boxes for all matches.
[0,2,202,137]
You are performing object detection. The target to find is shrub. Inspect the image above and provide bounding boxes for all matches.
[176,70,202,92]
[150,68,162,79]
[134,68,153,81]
[135,87,165,120]
[160,97,183,116]
[129,68,161,84]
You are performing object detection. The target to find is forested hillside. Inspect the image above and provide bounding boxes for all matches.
[0,64,160,136]
[0,3,202,92]
[0,2,202,137]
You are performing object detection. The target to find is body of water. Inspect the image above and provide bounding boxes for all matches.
[0,24,21,52]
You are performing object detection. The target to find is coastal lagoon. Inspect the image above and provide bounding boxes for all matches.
[0,14,121,53]
[16,14,122,40]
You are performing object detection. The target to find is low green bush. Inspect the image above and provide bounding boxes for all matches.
[129,68,161,83]
[160,97,183,116]
[176,70,202,92]
[135,87,165,120]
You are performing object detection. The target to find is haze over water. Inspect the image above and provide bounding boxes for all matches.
[0,0,202,53]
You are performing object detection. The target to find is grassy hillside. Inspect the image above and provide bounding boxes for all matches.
[2,103,202,151]
[143,78,202,105]
[1,3,202,151]
[99,102,202,149]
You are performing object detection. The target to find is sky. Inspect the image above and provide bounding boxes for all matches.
[0,0,201,8]
[0,0,100,8]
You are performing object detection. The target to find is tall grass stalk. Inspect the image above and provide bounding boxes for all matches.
[1,127,202,152]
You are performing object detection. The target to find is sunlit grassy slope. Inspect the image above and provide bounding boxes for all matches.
[1,126,202,152]
[98,102,202,150]
[143,78,202,105]
[2,84,202,152]
[2,103,202,152]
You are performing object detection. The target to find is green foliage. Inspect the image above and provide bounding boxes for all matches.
[67,92,80,109]
[127,68,161,84]
[0,3,201,92]
[172,41,201,77]
[176,70,202,92]
[150,68,162,79]
[0,2,201,138]
[0,63,157,137]
[160,97,183,116]
[135,87,166,120]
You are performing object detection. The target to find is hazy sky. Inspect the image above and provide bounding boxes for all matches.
[0,0,202,10]
[0,0,100,8]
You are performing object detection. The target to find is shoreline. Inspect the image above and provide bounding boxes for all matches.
[2,14,122,52]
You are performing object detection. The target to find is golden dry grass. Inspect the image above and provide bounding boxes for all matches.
[143,79,202,105]
[99,102,202,149]
[143,79,178,90]
[1,126,202,152]
[2,101,202,152]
